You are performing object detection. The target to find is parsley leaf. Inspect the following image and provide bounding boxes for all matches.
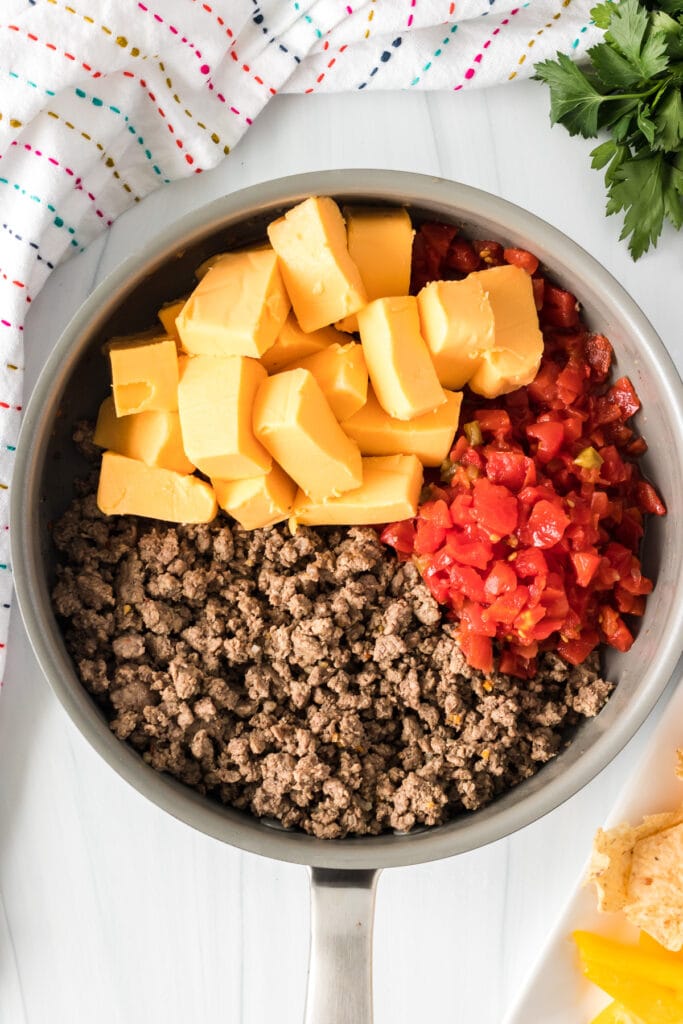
[535,54,605,137]
[535,0,683,258]
[611,155,666,259]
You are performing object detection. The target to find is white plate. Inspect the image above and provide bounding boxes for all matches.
[505,669,683,1024]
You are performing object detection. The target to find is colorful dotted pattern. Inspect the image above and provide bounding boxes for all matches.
[0,0,600,687]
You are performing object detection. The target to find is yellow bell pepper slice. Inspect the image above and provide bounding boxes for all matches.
[574,931,683,991]
[639,932,683,961]
[579,959,683,1024]
[591,1001,643,1024]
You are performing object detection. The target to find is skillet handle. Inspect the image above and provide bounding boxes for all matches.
[304,867,380,1024]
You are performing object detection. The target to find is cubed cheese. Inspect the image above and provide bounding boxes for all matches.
[176,249,290,358]
[93,397,195,475]
[97,451,217,523]
[468,265,544,397]
[213,463,297,530]
[253,368,362,502]
[267,197,367,332]
[336,206,414,332]
[178,355,271,479]
[468,347,540,399]
[417,277,495,389]
[108,335,179,416]
[260,313,342,374]
[341,387,462,467]
[195,243,271,281]
[292,454,423,526]
[357,295,446,420]
[157,298,187,344]
[288,342,368,421]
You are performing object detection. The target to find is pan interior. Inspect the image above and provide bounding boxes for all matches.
[14,170,683,869]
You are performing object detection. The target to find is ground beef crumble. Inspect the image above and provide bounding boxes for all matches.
[51,464,613,839]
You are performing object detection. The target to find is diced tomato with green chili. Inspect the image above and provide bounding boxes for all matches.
[379,246,663,678]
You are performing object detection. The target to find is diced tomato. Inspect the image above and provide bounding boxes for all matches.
[457,625,493,673]
[444,534,492,570]
[472,239,504,266]
[485,449,535,492]
[636,481,666,516]
[449,494,474,529]
[472,478,519,537]
[531,277,545,311]
[419,499,452,529]
[410,222,458,290]
[570,550,602,587]
[512,548,548,578]
[609,377,641,421]
[475,409,512,439]
[526,420,565,462]
[521,499,570,549]
[381,226,661,677]
[558,633,599,665]
[380,520,416,555]
[542,284,580,329]
[483,560,517,597]
[503,247,539,275]
[556,361,587,404]
[448,564,488,604]
[446,238,481,273]
[481,586,528,625]
[414,519,447,554]
[584,334,613,381]
[599,605,634,652]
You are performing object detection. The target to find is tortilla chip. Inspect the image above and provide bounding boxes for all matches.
[586,754,683,951]
[625,824,683,951]
[587,808,683,914]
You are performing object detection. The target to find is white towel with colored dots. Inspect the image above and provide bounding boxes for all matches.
[0,0,600,683]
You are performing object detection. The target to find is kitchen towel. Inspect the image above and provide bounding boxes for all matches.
[0,0,601,682]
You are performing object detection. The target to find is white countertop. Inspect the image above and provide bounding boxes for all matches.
[1,82,682,1024]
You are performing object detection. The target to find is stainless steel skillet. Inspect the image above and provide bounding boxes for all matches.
[11,170,683,1022]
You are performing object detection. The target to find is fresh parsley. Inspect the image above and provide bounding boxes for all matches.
[536,0,683,259]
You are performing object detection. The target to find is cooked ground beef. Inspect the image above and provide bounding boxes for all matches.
[50,462,613,839]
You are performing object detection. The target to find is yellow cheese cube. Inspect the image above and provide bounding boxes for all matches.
[468,265,544,397]
[417,277,495,389]
[108,335,179,416]
[253,368,362,502]
[157,298,187,344]
[260,313,341,374]
[288,342,368,421]
[267,197,367,332]
[292,454,423,526]
[178,355,271,479]
[213,463,297,530]
[97,451,217,523]
[357,296,446,421]
[342,387,462,467]
[195,243,271,281]
[93,397,195,475]
[176,249,290,358]
[336,206,414,333]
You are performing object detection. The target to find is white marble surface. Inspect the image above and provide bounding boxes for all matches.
[1,83,682,1024]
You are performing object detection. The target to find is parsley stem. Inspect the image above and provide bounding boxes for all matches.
[604,84,661,102]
